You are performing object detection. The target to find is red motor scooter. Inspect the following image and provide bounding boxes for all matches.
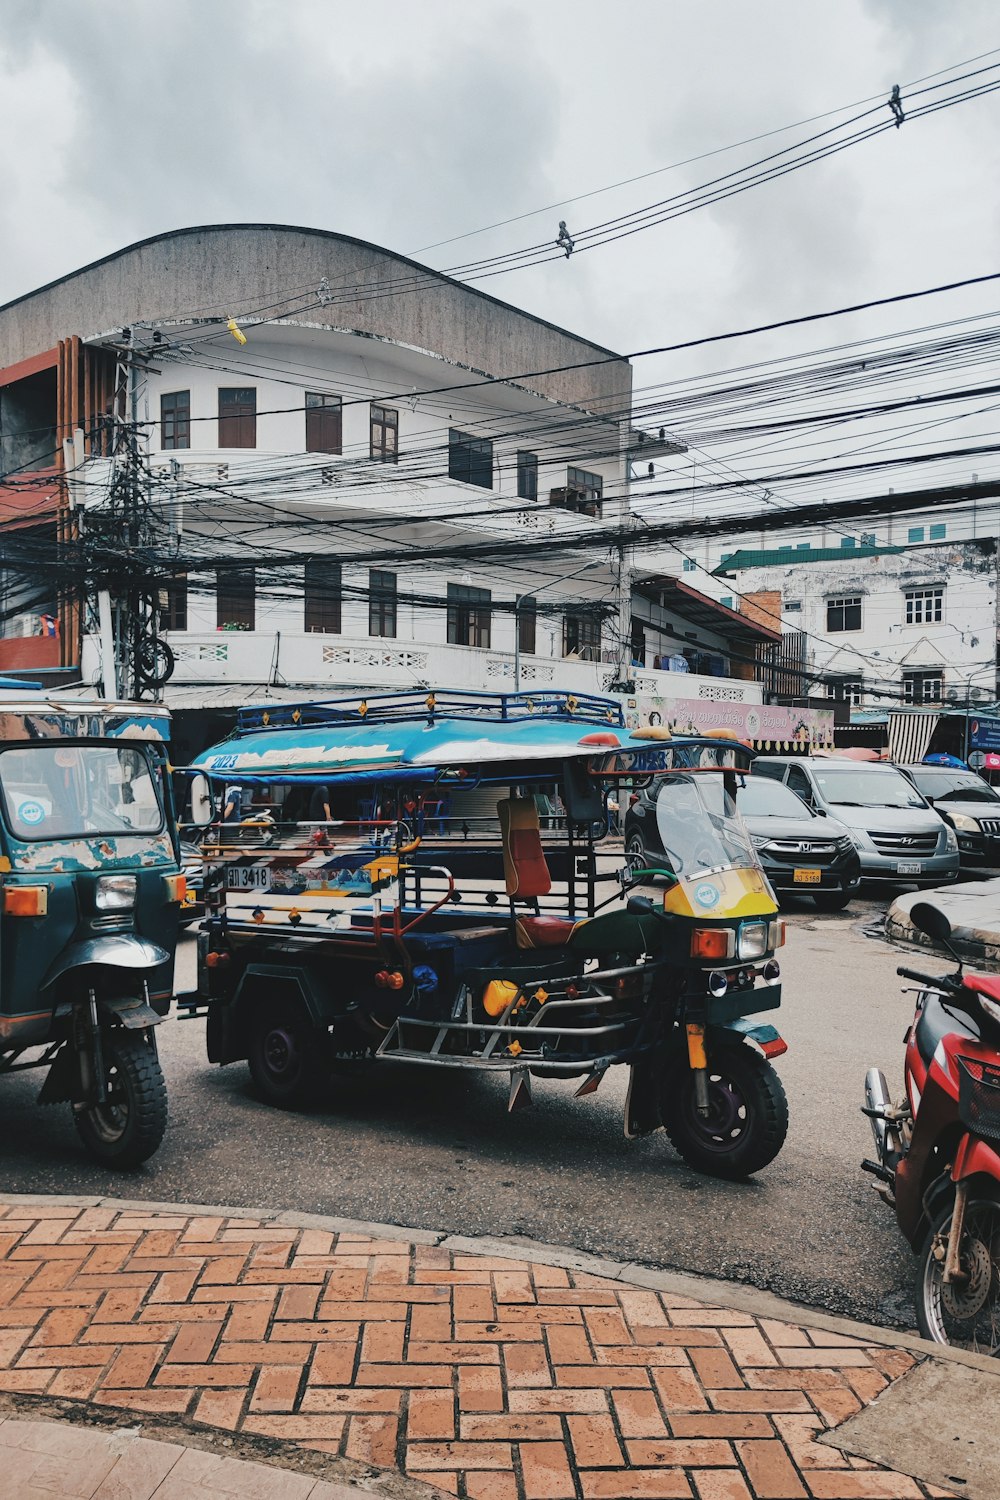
[863,901,1000,1351]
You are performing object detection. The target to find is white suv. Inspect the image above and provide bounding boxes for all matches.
[751,758,960,886]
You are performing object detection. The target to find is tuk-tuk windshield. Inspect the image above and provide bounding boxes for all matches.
[0,744,164,841]
[653,772,754,877]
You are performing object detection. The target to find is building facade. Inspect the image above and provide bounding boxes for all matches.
[0,224,785,751]
[720,538,999,712]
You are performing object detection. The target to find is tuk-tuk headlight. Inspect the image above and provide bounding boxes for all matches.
[737,920,768,960]
[95,874,138,910]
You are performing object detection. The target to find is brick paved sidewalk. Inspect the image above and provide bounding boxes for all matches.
[0,1198,954,1500]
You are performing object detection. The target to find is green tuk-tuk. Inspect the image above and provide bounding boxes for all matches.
[0,696,184,1166]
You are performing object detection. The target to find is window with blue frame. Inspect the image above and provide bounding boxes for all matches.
[682,558,696,572]
[908,526,925,543]
[930,523,946,540]
[841,537,856,549]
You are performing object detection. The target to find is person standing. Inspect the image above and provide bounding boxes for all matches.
[308,783,332,822]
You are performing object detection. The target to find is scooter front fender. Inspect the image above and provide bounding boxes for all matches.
[951,1131,1000,1184]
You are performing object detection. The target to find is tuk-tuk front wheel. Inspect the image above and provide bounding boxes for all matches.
[662,1043,788,1180]
[73,1031,167,1169]
[247,1002,327,1109]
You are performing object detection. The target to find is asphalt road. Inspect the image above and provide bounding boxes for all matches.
[0,892,956,1333]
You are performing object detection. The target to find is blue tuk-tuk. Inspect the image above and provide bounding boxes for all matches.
[180,690,789,1178]
[0,696,184,1166]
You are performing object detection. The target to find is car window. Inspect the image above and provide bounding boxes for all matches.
[752,761,786,782]
[812,767,925,809]
[909,770,1000,804]
[785,766,813,800]
[738,779,813,818]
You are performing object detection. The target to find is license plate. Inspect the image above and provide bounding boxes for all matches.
[896,861,923,875]
[226,865,271,891]
[793,868,822,884]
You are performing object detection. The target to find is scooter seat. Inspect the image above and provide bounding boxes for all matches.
[914,993,980,1066]
[964,974,1000,1005]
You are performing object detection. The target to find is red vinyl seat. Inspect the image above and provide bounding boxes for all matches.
[498,797,552,900]
[514,915,578,950]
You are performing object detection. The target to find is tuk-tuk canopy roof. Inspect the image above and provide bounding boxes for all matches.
[190,691,753,785]
[0,699,171,745]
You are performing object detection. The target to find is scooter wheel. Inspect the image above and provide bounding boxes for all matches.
[662,1043,788,1180]
[916,1190,1000,1352]
[73,1030,167,1169]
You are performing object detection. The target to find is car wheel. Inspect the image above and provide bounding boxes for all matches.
[813,889,851,911]
[625,833,648,876]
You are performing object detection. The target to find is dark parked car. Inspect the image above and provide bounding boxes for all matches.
[624,773,861,911]
[897,765,1000,868]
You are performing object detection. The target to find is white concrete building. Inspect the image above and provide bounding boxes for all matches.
[1,225,786,751]
[721,537,999,712]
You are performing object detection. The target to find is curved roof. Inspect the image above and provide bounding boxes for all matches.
[0,224,629,412]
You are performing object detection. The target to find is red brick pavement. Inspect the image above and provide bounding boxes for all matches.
[0,1201,954,1500]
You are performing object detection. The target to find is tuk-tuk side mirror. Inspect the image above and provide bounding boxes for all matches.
[189,773,214,827]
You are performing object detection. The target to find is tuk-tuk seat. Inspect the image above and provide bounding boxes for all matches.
[515,915,578,950]
[498,797,552,899]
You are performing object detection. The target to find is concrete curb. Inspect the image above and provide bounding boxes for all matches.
[886,878,1000,972]
[7,1191,1000,1379]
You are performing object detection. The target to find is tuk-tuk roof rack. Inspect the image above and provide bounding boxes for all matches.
[235,690,625,736]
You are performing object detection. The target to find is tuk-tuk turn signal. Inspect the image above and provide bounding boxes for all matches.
[690,927,735,961]
[2,885,48,918]
[162,874,187,904]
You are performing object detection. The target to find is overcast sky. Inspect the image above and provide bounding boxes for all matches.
[1,0,998,393]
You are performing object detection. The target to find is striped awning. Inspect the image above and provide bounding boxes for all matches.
[888,711,939,764]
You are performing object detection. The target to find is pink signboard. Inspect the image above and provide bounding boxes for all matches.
[623,695,836,749]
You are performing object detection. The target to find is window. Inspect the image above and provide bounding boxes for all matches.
[218,388,256,448]
[370,404,398,462]
[517,451,538,502]
[796,542,811,550]
[824,676,864,706]
[719,596,733,609]
[930,523,947,541]
[369,570,396,637]
[447,584,491,647]
[563,609,602,660]
[908,526,925,543]
[785,600,802,612]
[840,536,856,549]
[304,560,342,633]
[517,596,537,655]
[161,391,190,451]
[305,392,342,454]
[217,567,255,629]
[904,587,944,625]
[567,466,603,515]
[159,574,187,632]
[448,429,493,489]
[903,669,943,705]
[861,532,877,546]
[682,558,697,572]
[826,595,862,632]
[785,765,814,802]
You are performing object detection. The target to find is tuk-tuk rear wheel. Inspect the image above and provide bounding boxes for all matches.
[73,1031,167,1170]
[662,1043,787,1180]
[247,1002,327,1109]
